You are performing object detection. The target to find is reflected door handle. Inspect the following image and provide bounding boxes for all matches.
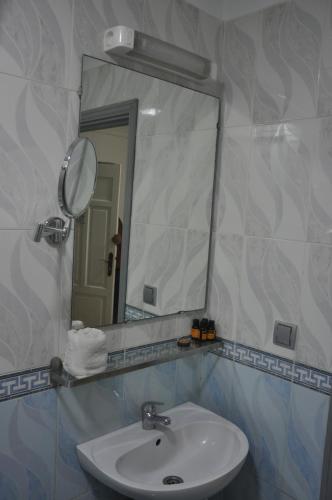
[107,252,113,276]
[99,253,113,276]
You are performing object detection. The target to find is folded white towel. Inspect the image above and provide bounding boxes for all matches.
[63,327,108,378]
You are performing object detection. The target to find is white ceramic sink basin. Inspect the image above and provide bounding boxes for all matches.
[77,402,248,500]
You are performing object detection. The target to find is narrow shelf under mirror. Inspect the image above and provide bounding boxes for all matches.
[50,338,222,388]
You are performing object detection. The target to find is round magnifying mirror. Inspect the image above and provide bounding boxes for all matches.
[58,137,97,218]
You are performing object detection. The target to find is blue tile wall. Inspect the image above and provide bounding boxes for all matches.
[200,352,330,500]
[55,375,127,500]
[0,355,201,500]
[281,384,330,500]
[54,355,201,500]
[0,345,329,500]
[0,390,57,500]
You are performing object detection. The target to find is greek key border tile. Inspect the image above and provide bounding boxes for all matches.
[213,339,332,395]
[0,367,51,402]
[292,362,332,395]
[1,338,331,401]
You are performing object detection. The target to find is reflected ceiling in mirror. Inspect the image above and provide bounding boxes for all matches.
[72,55,219,327]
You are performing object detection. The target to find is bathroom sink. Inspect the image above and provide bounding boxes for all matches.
[77,402,248,500]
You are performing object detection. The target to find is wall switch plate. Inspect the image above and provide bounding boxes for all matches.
[273,321,297,350]
[143,285,157,306]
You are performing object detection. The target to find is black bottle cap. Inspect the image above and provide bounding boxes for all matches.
[200,318,209,328]
[208,320,215,329]
[192,319,200,328]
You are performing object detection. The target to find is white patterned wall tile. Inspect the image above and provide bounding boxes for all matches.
[237,237,305,359]
[196,10,223,79]
[136,79,163,138]
[151,130,216,231]
[71,0,144,90]
[253,2,323,124]
[222,12,259,127]
[0,0,73,88]
[182,230,209,311]
[320,0,332,68]
[186,130,217,232]
[175,311,200,337]
[82,63,155,115]
[155,81,197,135]
[123,315,177,348]
[143,225,186,316]
[58,231,74,359]
[66,89,80,146]
[215,126,251,235]
[130,136,154,226]
[143,0,199,53]
[82,63,217,233]
[307,117,332,244]
[0,73,70,229]
[208,233,243,341]
[0,230,60,374]
[133,134,181,227]
[297,244,332,372]
[192,93,220,131]
[245,120,313,241]
[318,65,332,118]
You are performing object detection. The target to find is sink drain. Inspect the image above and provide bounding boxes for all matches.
[163,476,184,485]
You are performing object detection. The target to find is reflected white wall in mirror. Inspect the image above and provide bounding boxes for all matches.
[63,139,97,217]
[73,55,219,328]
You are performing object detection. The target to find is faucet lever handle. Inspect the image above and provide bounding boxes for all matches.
[141,401,164,414]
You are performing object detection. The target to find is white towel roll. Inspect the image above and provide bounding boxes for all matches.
[63,327,108,378]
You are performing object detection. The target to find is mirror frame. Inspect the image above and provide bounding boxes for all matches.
[58,137,97,219]
[74,55,222,325]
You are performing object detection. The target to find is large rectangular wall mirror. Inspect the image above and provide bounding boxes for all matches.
[72,55,220,327]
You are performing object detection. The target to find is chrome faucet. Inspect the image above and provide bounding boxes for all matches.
[141,401,171,430]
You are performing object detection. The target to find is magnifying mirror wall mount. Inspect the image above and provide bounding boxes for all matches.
[34,137,97,248]
[34,217,71,246]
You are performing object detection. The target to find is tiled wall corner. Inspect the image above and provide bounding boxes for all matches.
[199,352,330,500]
[210,0,332,374]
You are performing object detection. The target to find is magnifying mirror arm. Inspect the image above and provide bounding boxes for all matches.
[34,217,71,247]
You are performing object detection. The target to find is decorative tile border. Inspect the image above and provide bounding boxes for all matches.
[213,339,332,395]
[1,337,331,401]
[0,366,51,402]
[293,362,332,394]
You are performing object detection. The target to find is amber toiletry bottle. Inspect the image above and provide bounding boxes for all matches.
[207,320,216,341]
[191,319,201,341]
[200,318,209,341]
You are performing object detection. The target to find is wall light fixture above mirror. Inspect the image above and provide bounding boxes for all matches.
[103,25,217,80]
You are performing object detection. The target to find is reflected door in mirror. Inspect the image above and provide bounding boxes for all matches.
[72,162,121,326]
